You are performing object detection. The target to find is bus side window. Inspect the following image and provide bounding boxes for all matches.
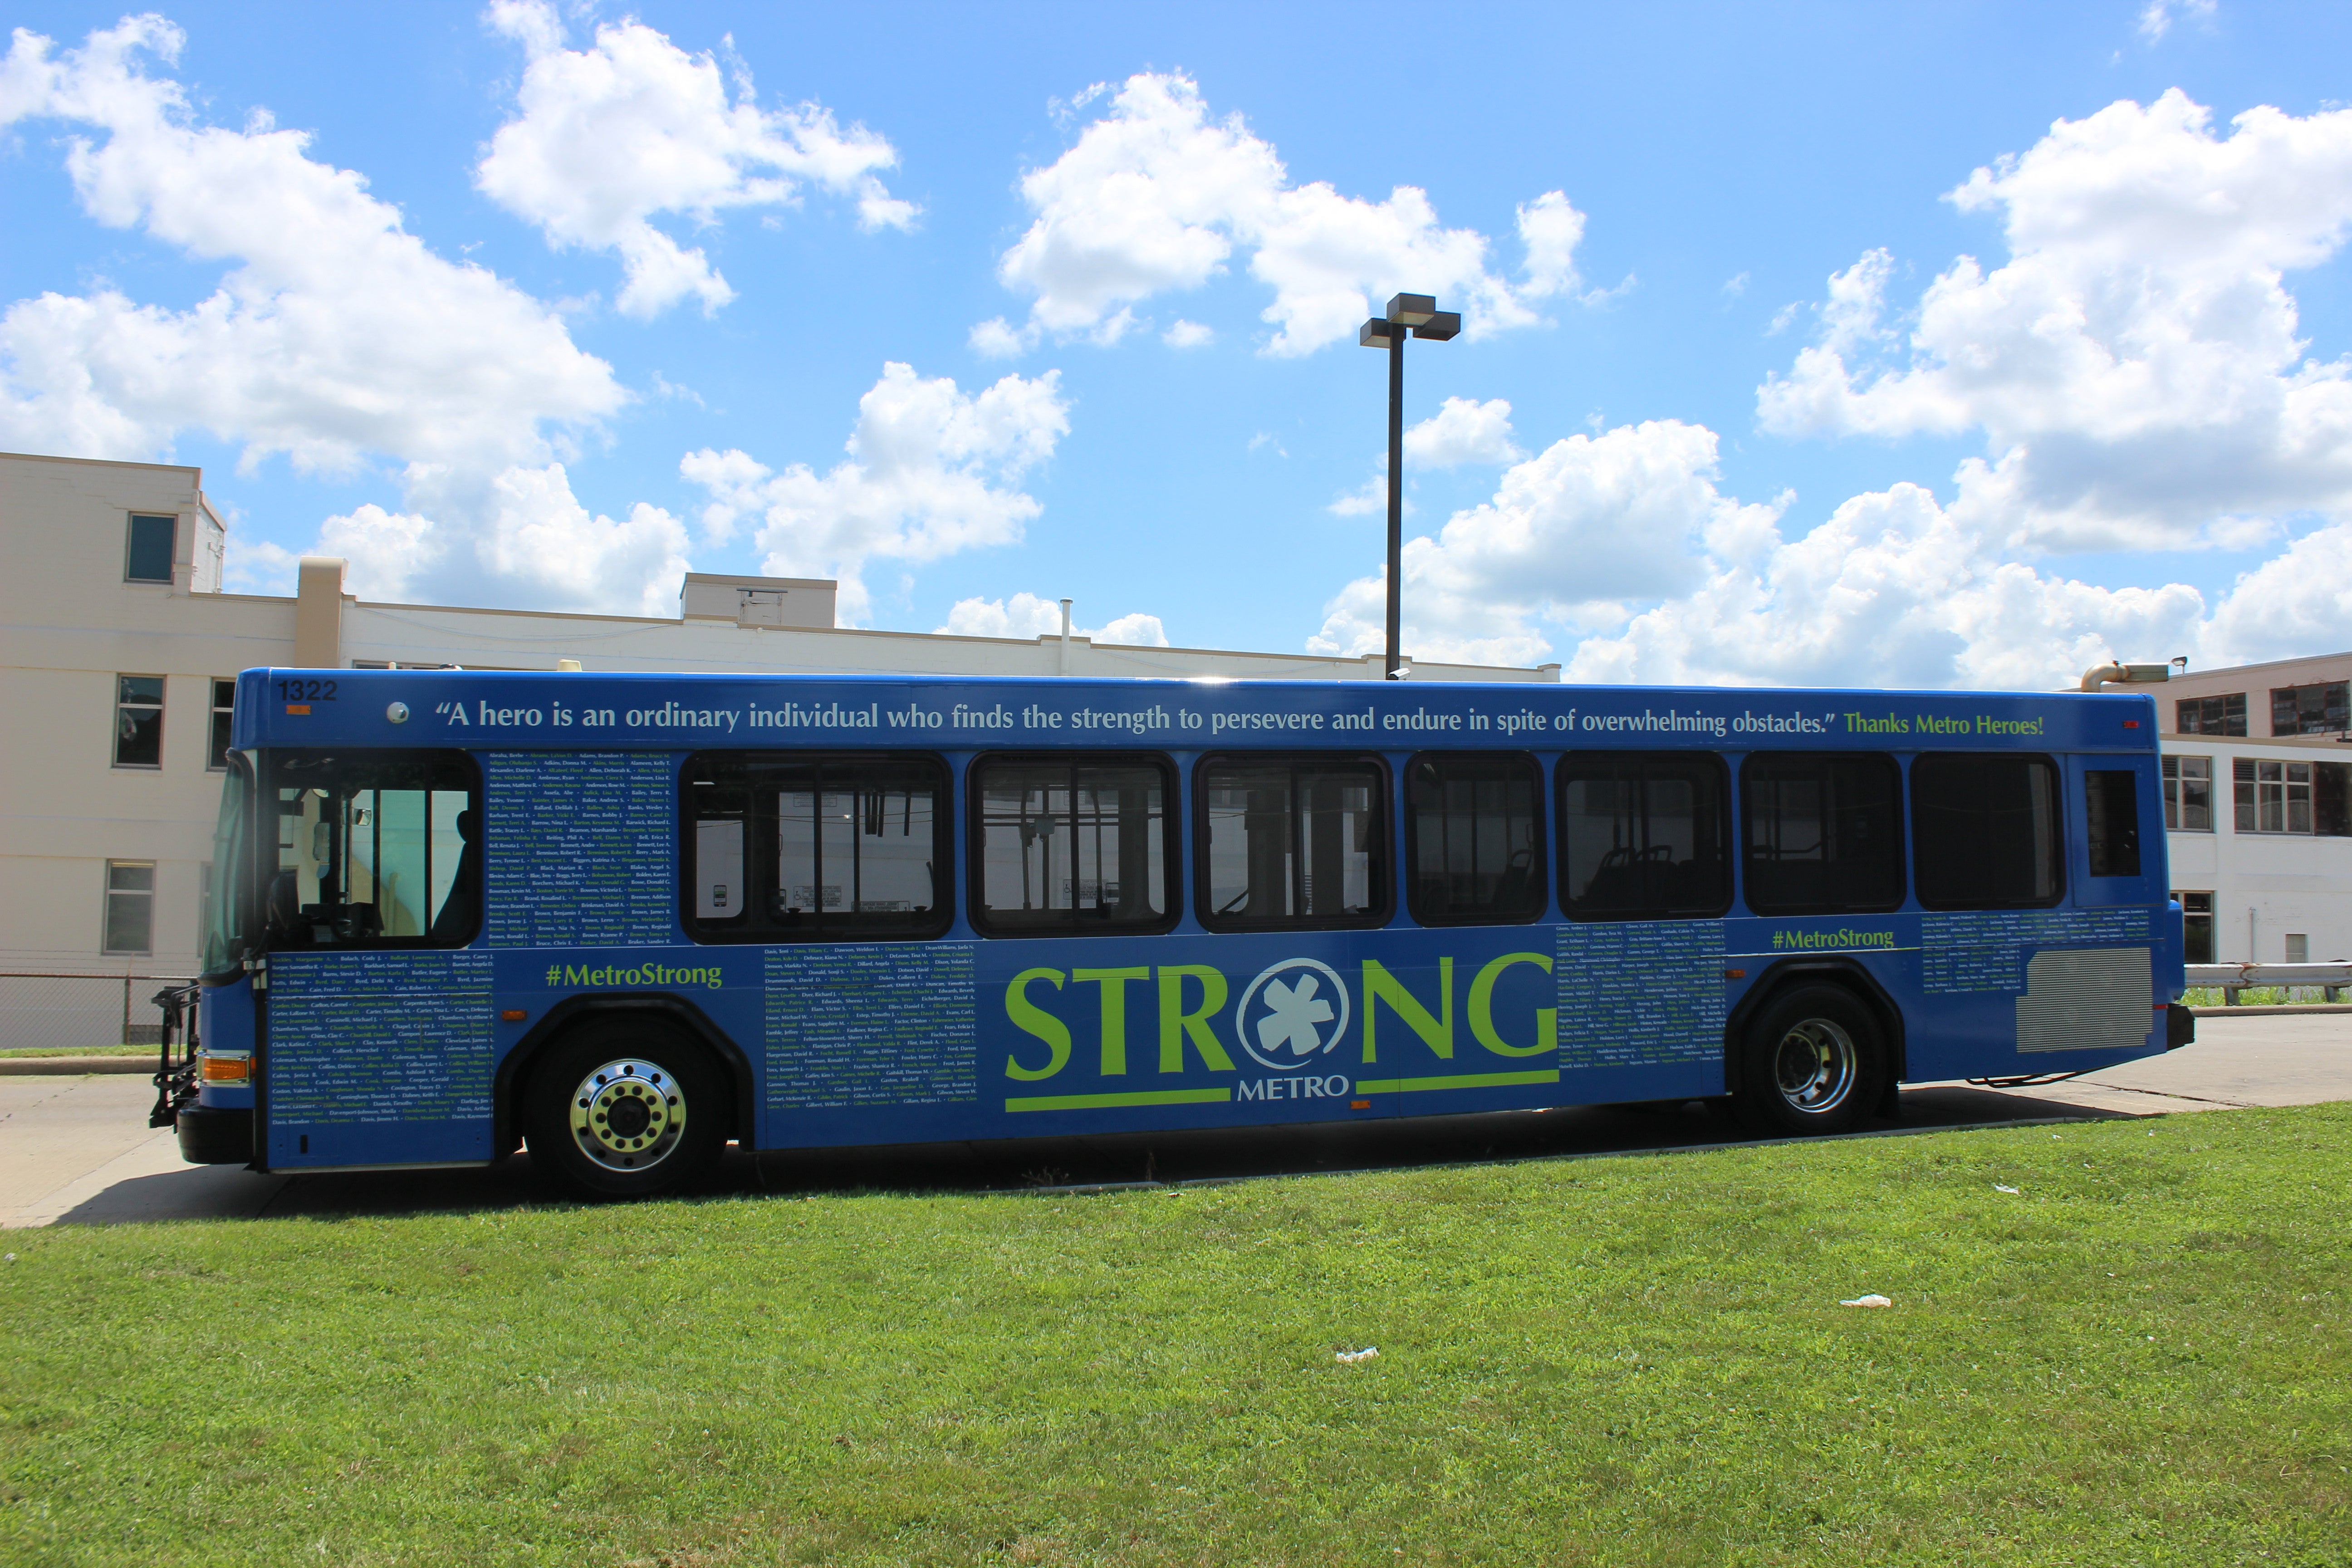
[971,754,1175,936]
[265,750,480,948]
[1911,753,2064,909]
[1405,752,1545,925]
[1197,755,1388,931]
[681,752,950,942]
[1740,753,1904,916]
[2084,769,2142,878]
[1556,753,1732,921]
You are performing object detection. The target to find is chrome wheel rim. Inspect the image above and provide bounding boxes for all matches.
[1773,1019,1857,1114]
[568,1059,685,1172]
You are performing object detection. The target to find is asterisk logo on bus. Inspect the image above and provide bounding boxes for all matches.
[1234,958,1353,1072]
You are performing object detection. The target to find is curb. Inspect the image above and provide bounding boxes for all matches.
[2190,1004,2352,1018]
[0,1056,156,1076]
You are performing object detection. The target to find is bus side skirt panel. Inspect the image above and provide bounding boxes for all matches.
[496,992,759,1153]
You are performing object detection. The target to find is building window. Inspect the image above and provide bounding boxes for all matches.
[1911,754,2064,910]
[103,861,155,954]
[970,755,1174,936]
[1404,753,1546,926]
[1556,753,1732,922]
[2232,759,2352,834]
[2084,770,2143,878]
[1198,756,1388,931]
[1739,753,1904,916]
[2272,682,2350,736]
[2175,694,2246,736]
[124,514,175,583]
[2161,756,2212,831]
[2286,933,2310,964]
[113,675,165,768]
[2176,891,2213,964]
[208,679,235,769]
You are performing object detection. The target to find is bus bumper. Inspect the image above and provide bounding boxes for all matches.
[176,1105,253,1166]
[2165,1003,2196,1052]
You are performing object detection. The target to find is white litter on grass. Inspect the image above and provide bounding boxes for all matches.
[1336,1347,1381,1364]
[1839,1294,1893,1309]
[1994,1184,2021,1194]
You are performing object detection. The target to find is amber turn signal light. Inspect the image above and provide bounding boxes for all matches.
[201,1056,250,1083]
[500,1009,528,1023]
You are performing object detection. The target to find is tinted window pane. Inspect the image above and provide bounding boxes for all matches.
[103,861,154,954]
[1406,753,1544,924]
[1741,754,1903,914]
[1911,754,2063,908]
[975,757,1170,934]
[1557,754,1730,921]
[2175,694,2246,735]
[1200,757,1384,929]
[2178,890,2213,964]
[684,754,948,941]
[114,675,163,767]
[2271,682,2349,736]
[209,678,235,769]
[125,514,174,582]
[2085,769,2143,877]
[267,752,479,947]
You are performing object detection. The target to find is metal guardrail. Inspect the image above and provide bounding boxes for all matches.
[2184,961,2352,1004]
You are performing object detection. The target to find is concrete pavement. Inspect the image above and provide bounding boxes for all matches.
[4,1008,2344,1226]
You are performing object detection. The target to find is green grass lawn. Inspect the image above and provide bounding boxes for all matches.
[3,1107,2349,1567]
[0,1045,161,1059]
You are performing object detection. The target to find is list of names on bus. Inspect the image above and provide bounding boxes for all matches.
[1922,907,2154,994]
[484,752,674,948]
[270,951,493,1124]
[1555,921,1727,1072]
[763,944,979,1111]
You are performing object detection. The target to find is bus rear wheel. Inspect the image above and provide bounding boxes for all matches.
[1734,985,1886,1139]
[524,1020,725,1199]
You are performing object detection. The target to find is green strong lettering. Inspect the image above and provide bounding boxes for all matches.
[1469,952,1557,1058]
[1362,957,1453,1063]
[563,966,585,985]
[1156,965,1235,1073]
[1072,967,1148,1076]
[1004,968,1070,1082]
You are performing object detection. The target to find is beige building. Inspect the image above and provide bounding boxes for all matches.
[0,450,1555,1011]
[2152,652,2352,965]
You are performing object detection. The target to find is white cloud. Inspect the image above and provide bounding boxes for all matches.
[1162,318,1213,348]
[0,15,624,476]
[1404,397,1524,467]
[1758,91,2352,552]
[478,1,914,320]
[987,72,1586,356]
[935,591,1170,647]
[2138,0,2216,44]
[0,18,710,616]
[681,362,1070,624]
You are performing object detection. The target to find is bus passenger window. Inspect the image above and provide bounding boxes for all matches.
[265,750,480,948]
[1198,755,1387,931]
[1911,753,2063,909]
[972,755,1174,936]
[1405,753,1545,925]
[681,753,950,942]
[2084,769,2143,877]
[1556,753,1731,921]
[1740,754,1904,916]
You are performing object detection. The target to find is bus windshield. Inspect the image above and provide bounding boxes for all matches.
[201,758,250,977]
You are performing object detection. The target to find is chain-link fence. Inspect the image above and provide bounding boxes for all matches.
[0,972,194,1052]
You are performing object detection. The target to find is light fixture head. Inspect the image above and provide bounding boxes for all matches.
[1359,318,1401,347]
[1386,293,1438,326]
[1411,311,1461,341]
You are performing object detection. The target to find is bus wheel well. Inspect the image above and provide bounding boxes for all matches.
[499,995,755,1155]
[1724,960,1906,1113]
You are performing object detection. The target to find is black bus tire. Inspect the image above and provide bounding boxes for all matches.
[522,1019,726,1200]
[1733,985,1886,1139]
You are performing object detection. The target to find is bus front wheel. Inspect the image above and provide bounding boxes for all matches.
[523,1020,725,1199]
[1734,985,1886,1139]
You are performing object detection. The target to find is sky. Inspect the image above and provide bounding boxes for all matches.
[5,0,2352,688]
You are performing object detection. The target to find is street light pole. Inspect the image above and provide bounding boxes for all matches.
[1360,293,1460,680]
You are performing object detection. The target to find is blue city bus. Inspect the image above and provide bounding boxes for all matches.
[162,667,2192,1197]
